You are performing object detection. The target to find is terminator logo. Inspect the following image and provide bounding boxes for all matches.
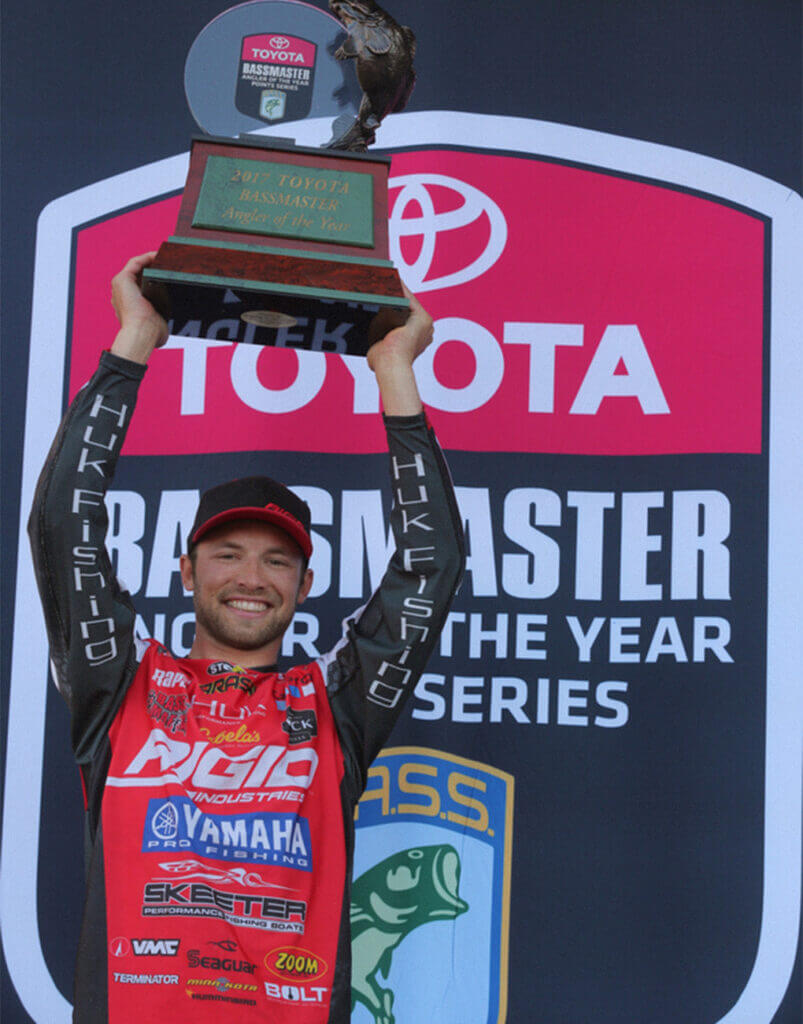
[389,173,507,292]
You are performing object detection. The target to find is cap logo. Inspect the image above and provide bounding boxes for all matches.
[263,502,303,533]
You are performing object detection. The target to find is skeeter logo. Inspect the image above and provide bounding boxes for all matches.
[389,173,507,292]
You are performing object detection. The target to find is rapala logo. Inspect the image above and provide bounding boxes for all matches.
[150,668,190,689]
[106,728,319,792]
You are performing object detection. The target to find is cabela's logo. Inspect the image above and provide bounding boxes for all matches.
[351,747,513,1024]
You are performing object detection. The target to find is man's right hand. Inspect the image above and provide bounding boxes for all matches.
[110,252,169,365]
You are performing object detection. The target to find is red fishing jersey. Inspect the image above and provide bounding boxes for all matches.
[29,351,464,1022]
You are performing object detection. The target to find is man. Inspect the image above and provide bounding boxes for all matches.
[29,252,464,1022]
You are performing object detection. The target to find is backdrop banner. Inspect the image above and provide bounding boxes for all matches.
[2,4,802,1024]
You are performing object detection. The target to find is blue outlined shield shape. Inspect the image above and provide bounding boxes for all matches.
[351,747,514,1024]
[2,112,801,1024]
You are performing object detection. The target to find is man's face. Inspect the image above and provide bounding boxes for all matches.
[179,519,313,662]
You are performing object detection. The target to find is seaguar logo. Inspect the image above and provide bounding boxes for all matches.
[350,747,514,1024]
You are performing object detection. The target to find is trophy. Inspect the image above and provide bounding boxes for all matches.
[142,0,416,356]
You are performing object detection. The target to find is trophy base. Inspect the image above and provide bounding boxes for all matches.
[142,239,409,356]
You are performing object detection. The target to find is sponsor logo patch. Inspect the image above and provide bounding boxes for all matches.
[281,707,318,745]
[106,727,318,793]
[141,881,307,933]
[265,946,328,982]
[200,673,258,696]
[264,981,329,1005]
[155,858,290,890]
[187,948,257,973]
[113,973,179,985]
[150,668,191,689]
[186,976,258,1006]
[142,796,312,870]
[207,661,235,676]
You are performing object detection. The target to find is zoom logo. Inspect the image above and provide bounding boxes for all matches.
[389,173,507,292]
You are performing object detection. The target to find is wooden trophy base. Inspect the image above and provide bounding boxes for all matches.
[142,136,409,356]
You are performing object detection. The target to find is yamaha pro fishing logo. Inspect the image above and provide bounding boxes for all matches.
[351,747,514,1024]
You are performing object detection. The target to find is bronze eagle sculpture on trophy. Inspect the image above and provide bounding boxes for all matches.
[326,0,416,151]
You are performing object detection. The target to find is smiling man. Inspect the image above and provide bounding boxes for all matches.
[29,252,464,1023]
[181,493,315,663]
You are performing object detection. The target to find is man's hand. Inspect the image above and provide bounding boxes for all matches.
[110,252,169,365]
[366,287,433,416]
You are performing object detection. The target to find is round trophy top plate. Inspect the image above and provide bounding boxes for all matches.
[185,0,358,139]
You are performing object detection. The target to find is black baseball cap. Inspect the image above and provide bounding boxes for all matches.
[188,476,312,558]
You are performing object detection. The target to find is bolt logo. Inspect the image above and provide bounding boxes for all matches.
[269,36,289,48]
[351,747,513,1024]
[150,801,179,840]
[265,947,328,982]
[389,173,507,292]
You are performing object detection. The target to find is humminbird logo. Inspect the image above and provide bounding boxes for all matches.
[142,797,312,870]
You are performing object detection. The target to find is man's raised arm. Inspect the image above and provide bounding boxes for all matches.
[28,254,167,762]
[321,291,466,795]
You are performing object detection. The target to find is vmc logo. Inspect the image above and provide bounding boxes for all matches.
[389,173,507,292]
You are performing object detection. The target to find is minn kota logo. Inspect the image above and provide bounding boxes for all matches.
[350,845,468,1023]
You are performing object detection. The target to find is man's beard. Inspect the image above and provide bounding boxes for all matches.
[193,596,295,654]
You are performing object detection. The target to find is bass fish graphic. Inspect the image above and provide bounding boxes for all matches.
[350,844,468,1024]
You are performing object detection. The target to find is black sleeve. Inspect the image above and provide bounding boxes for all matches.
[321,412,465,799]
[28,351,146,763]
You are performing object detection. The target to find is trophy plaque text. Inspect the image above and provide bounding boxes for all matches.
[143,135,408,355]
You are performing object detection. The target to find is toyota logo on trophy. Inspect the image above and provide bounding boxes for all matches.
[143,0,415,355]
